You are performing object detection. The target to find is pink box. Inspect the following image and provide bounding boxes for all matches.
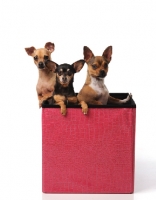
[42,93,136,193]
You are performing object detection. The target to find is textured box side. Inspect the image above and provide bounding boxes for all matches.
[42,108,136,193]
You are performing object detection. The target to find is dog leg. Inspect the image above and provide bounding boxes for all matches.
[38,92,53,108]
[37,94,43,108]
[108,93,132,104]
[41,92,53,102]
[79,101,88,115]
[54,95,67,115]
[80,100,103,114]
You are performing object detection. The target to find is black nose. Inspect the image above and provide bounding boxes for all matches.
[62,76,67,82]
[99,70,106,77]
[38,62,44,69]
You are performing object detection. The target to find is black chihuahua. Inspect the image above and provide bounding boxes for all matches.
[44,60,85,115]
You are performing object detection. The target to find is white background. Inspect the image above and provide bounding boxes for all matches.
[0,0,156,200]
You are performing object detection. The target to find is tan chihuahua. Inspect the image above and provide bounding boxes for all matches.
[25,42,56,107]
[77,46,132,114]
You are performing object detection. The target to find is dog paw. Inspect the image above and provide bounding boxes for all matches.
[82,106,88,115]
[81,101,88,114]
[61,107,67,116]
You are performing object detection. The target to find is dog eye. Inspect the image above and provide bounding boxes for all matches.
[34,56,38,61]
[58,71,62,76]
[104,63,108,69]
[44,55,49,60]
[67,71,72,76]
[92,65,97,70]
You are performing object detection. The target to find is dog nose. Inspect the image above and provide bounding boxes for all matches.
[38,62,44,69]
[62,76,67,82]
[99,70,106,77]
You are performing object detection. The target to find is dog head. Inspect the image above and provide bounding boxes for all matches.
[25,42,55,70]
[46,60,85,87]
[83,46,112,78]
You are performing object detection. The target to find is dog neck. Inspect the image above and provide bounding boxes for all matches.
[38,68,55,79]
[89,73,109,105]
[90,76,105,89]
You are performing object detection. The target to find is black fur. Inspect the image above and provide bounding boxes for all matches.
[43,63,77,105]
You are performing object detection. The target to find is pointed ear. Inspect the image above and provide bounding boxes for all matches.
[25,46,36,56]
[102,46,112,63]
[72,59,85,73]
[44,42,55,53]
[45,60,58,72]
[83,46,94,62]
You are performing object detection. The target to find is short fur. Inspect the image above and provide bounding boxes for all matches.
[45,60,85,115]
[25,42,55,107]
[77,46,132,114]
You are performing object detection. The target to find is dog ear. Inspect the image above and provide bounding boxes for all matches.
[72,59,85,73]
[102,46,112,63]
[45,42,55,53]
[83,46,94,62]
[45,60,58,72]
[25,47,36,56]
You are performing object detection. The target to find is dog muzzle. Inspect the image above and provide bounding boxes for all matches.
[98,70,106,78]
[38,62,45,69]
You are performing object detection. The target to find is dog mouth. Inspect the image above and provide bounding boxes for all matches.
[58,77,70,87]
[97,74,106,78]
[60,81,69,87]
[91,74,106,79]
[61,80,69,86]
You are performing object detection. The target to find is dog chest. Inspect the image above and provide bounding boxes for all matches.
[37,78,55,93]
[89,77,109,104]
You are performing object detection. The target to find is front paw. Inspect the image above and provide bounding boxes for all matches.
[82,105,88,115]
[80,101,88,114]
[61,107,67,116]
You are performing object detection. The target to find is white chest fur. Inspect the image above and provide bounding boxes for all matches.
[89,76,109,105]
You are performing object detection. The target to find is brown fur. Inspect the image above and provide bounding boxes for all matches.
[53,95,78,115]
[53,95,66,115]
[67,96,78,104]
[77,46,131,114]
[25,42,56,107]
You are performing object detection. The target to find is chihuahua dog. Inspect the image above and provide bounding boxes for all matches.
[25,42,55,107]
[45,60,85,115]
[77,46,131,114]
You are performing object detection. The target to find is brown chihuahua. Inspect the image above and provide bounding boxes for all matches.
[44,60,85,115]
[25,42,55,107]
[77,46,132,114]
